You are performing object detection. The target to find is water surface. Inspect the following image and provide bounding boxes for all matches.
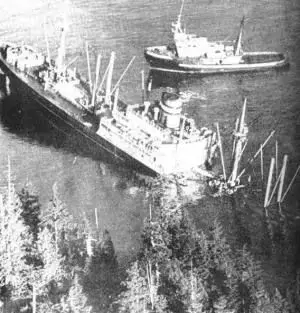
[0,0,299,265]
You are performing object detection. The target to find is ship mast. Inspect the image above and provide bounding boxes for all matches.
[172,0,185,34]
[234,16,245,56]
[56,7,68,73]
[105,51,115,106]
[229,98,248,184]
[43,18,51,64]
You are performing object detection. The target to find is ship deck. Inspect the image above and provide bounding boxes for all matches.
[1,60,99,129]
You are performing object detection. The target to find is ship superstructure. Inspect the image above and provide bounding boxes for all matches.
[96,85,217,175]
[170,3,242,63]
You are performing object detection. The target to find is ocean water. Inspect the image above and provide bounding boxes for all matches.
[0,0,299,267]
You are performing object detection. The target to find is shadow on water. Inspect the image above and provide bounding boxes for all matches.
[147,69,189,90]
[0,93,86,153]
[0,92,153,187]
[147,65,290,91]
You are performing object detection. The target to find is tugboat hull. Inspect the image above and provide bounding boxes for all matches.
[144,48,289,74]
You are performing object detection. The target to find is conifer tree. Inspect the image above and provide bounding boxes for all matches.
[235,245,264,312]
[42,183,72,250]
[65,274,92,313]
[117,261,150,312]
[210,220,233,270]
[18,184,41,241]
[185,263,209,313]
[42,183,86,270]
[116,261,168,313]
[0,175,71,312]
[252,287,289,313]
[0,160,34,302]
[29,225,67,313]
[0,188,33,301]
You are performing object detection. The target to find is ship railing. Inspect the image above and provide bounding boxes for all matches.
[113,110,130,124]
[216,40,234,46]
[99,118,214,174]
[100,120,204,175]
[165,136,203,145]
[126,108,172,138]
[98,120,166,171]
[99,126,164,173]
[100,119,160,153]
[125,108,214,145]
[116,108,168,140]
[243,51,285,56]
[169,126,213,144]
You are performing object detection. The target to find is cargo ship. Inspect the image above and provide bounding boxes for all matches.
[0,28,217,177]
[144,1,288,74]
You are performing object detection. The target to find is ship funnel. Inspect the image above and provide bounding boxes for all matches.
[160,90,183,129]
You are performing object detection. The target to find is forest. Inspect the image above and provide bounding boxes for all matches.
[0,161,299,313]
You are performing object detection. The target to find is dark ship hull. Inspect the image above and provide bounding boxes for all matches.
[144,49,289,74]
[0,58,157,176]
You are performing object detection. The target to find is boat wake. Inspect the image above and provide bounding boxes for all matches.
[179,90,207,102]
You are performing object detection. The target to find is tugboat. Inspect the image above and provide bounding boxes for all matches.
[0,29,217,177]
[144,0,288,74]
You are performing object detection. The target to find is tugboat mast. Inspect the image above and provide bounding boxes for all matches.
[178,0,185,26]
[234,16,245,56]
[173,0,185,33]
